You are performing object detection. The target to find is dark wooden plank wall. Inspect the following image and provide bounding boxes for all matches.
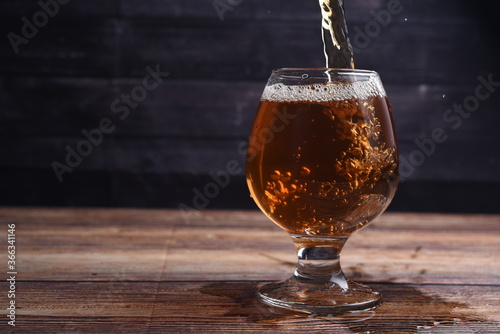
[0,0,499,212]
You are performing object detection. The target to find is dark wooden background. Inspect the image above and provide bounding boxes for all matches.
[0,0,499,213]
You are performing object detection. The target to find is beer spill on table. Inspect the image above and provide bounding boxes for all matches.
[245,1,398,236]
[318,0,355,69]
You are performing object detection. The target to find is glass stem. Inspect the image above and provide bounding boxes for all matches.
[292,236,349,287]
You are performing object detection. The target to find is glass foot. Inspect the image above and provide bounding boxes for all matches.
[257,275,381,315]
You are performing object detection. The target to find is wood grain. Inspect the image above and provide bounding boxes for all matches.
[0,208,499,333]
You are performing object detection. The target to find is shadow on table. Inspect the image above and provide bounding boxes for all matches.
[200,281,491,333]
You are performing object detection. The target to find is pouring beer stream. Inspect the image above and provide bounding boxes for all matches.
[319,0,355,69]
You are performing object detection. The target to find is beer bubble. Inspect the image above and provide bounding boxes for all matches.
[271,170,281,180]
[300,167,311,176]
[321,183,333,193]
[282,172,292,182]
[277,181,285,193]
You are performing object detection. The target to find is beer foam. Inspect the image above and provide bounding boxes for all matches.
[261,80,386,103]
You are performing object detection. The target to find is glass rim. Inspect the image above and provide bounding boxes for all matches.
[268,68,380,85]
[272,68,378,77]
[263,68,386,99]
[274,67,377,74]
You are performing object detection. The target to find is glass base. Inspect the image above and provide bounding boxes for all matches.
[257,275,381,315]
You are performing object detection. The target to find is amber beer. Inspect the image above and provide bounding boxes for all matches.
[246,80,399,237]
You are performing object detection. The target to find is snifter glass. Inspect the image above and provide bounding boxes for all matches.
[246,68,399,314]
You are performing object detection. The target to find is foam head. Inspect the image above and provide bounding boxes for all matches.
[261,79,386,103]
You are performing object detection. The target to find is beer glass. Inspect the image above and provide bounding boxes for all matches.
[246,68,399,314]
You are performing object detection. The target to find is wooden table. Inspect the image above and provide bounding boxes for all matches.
[0,208,499,333]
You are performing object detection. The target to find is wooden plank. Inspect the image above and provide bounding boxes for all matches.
[396,141,500,182]
[1,17,498,83]
[118,19,499,83]
[0,168,116,206]
[0,281,498,333]
[1,134,498,185]
[0,0,494,23]
[390,181,500,214]
[1,76,499,143]
[0,0,120,18]
[0,137,247,175]
[0,19,121,76]
[120,0,322,20]
[1,167,498,213]
[0,209,499,284]
[0,77,262,138]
